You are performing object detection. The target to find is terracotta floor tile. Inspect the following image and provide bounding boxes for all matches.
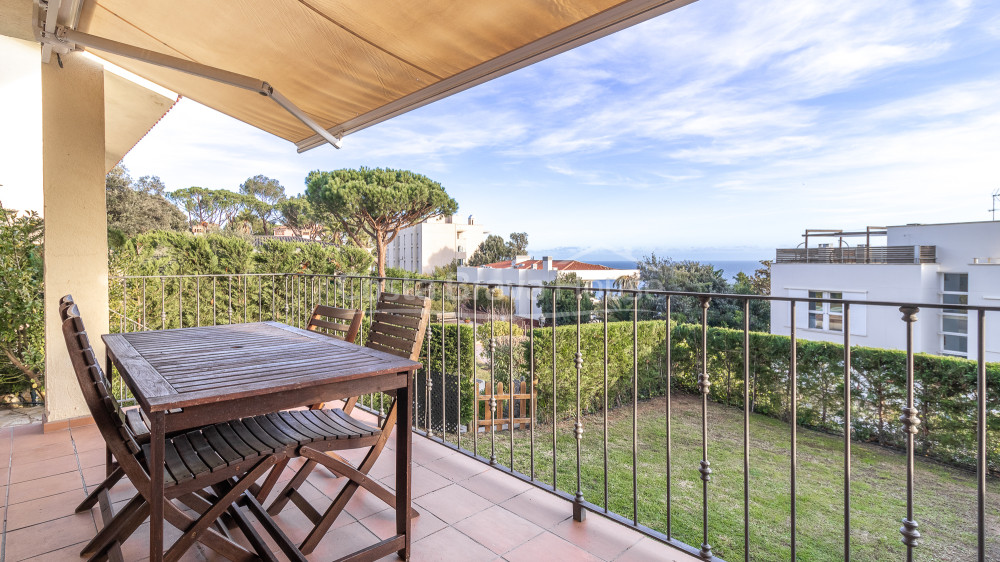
[550,514,645,561]
[408,526,498,562]
[16,540,89,561]
[11,424,43,437]
[379,464,452,499]
[7,470,85,504]
[453,505,544,555]
[458,469,534,504]
[8,452,79,484]
[77,447,108,469]
[5,489,87,530]
[414,484,493,525]
[421,451,490,483]
[359,505,447,542]
[499,487,571,529]
[3,512,97,561]
[11,441,75,464]
[503,530,602,562]
[613,537,701,562]
[411,438,455,465]
[302,520,382,560]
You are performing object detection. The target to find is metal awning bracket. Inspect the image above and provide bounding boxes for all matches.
[32,6,342,150]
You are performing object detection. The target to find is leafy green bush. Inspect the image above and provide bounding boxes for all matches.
[0,207,44,395]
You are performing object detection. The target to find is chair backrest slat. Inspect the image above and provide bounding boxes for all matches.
[367,292,431,361]
[60,296,141,458]
[307,305,364,343]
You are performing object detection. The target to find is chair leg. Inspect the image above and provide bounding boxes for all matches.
[299,400,405,555]
[82,494,149,559]
[164,456,278,562]
[77,466,126,512]
[254,456,290,503]
[266,458,318,516]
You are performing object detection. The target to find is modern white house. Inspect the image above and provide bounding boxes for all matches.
[458,257,640,322]
[386,214,488,275]
[770,221,1000,362]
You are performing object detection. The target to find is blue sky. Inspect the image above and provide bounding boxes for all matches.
[121,0,1000,261]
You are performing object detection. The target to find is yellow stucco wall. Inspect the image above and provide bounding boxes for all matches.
[42,51,109,422]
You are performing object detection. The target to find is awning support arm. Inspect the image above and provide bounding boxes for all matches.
[42,25,342,149]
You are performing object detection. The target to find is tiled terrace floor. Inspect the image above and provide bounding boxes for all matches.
[0,418,697,562]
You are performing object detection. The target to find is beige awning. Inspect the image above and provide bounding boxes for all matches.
[57,0,696,152]
[103,70,177,172]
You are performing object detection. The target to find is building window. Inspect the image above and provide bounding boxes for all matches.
[941,273,968,357]
[808,291,843,332]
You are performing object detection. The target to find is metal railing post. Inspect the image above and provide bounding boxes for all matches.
[697,296,712,560]
[899,306,921,561]
[573,286,586,522]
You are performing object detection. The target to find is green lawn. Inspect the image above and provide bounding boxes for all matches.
[455,393,999,561]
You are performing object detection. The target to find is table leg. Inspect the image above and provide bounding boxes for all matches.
[149,410,165,562]
[396,375,412,560]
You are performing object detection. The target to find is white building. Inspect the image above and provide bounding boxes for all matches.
[770,221,1000,362]
[386,214,488,275]
[458,257,640,321]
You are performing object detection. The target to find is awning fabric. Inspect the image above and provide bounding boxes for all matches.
[104,71,177,172]
[75,0,695,152]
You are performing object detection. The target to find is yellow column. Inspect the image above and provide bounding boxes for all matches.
[42,51,108,424]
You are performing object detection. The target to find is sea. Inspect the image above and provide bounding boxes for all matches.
[593,259,763,283]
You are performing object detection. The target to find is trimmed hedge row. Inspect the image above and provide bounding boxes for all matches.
[523,320,1000,472]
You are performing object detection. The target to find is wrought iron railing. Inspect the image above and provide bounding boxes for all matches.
[108,272,998,561]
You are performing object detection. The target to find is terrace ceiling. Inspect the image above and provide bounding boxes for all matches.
[44,0,697,151]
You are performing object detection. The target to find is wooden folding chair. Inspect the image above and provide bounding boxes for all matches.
[266,292,431,555]
[59,297,295,562]
[252,304,365,501]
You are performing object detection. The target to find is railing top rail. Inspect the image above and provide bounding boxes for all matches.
[111,272,1000,314]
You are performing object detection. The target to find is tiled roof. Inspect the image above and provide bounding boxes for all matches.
[481,259,625,271]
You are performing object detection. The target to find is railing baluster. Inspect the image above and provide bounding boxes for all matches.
[698,296,712,560]
[633,289,639,525]
[142,278,147,331]
[456,282,462,450]
[510,285,516,471]
[160,277,165,330]
[744,297,751,561]
[122,278,127,333]
[213,277,217,325]
[603,291,609,512]
[529,286,535,481]
[178,277,183,327]
[844,303,851,560]
[665,294,672,537]
[573,286,585,521]
[898,306,921,560]
[472,286,479,459]
[425,283,433,437]
[976,309,986,562]
[552,286,558,490]
[443,282,448,444]
[196,277,201,327]
[488,286,496,464]
[790,299,797,561]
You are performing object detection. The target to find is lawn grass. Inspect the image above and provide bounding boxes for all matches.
[453,393,999,561]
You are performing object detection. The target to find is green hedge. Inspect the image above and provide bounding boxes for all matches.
[523,320,1000,472]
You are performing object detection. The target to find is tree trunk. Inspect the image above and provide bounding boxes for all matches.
[375,236,387,290]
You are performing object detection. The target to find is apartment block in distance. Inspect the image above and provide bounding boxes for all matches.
[386,214,488,275]
[770,221,1000,361]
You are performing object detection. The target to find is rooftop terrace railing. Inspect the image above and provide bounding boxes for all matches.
[108,272,998,561]
[775,245,936,264]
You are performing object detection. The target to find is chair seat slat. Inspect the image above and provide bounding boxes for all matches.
[187,431,228,472]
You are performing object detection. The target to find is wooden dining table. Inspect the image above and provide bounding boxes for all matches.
[102,321,422,561]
